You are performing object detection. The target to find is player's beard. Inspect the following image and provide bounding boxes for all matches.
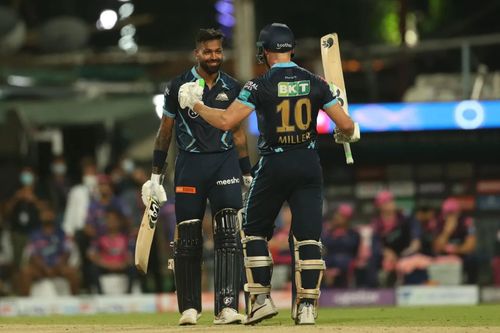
[200,59,222,74]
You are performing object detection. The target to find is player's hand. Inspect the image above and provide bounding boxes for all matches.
[178,80,204,110]
[242,174,253,188]
[241,174,253,203]
[141,176,167,206]
[334,122,360,144]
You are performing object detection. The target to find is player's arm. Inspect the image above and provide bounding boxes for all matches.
[193,100,253,131]
[323,102,355,137]
[141,83,176,207]
[232,122,252,174]
[152,116,174,174]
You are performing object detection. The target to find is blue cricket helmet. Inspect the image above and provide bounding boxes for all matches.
[256,23,295,63]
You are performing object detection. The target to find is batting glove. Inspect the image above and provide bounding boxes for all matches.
[178,80,204,110]
[141,174,167,206]
[334,122,360,144]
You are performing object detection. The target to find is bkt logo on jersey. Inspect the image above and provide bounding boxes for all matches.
[278,80,310,97]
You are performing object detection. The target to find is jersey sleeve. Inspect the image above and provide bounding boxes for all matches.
[319,77,338,109]
[236,80,259,110]
[163,80,178,118]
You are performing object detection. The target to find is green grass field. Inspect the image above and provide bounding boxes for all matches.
[1,304,500,331]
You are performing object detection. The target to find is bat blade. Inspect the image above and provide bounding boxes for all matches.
[320,33,354,164]
[134,196,160,274]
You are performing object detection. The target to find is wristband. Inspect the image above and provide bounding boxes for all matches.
[239,156,251,174]
[152,149,167,173]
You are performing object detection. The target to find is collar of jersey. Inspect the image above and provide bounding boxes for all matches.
[271,61,298,69]
[191,66,221,85]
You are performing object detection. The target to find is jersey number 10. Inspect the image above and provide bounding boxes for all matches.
[276,98,312,133]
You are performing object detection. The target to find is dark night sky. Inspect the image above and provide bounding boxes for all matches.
[2,0,500,50]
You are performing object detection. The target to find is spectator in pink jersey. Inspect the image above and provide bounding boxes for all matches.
[87,207,134,294]
[434,198,477,284]
[371,190,421,286]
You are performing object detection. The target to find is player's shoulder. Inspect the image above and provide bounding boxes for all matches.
[219,71,240,89]
[295,65,327,84]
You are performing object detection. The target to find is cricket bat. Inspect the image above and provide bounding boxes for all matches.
[135,196,160,274]
[320,33,354,164]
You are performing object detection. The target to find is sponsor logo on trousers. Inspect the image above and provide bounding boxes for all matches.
[216,177,240,186]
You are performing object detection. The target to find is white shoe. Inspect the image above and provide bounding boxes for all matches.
[295,303,315,325]
[179,308,201,325]
[245,294,278,325]
[214,307,246,325]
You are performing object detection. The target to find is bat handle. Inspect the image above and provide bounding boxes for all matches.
[343,142,354,164]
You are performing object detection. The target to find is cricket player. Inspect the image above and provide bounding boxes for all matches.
[141,28,250,325]
[178,23,360,325]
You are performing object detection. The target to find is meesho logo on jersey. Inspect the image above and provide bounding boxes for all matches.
[278,80,310,97]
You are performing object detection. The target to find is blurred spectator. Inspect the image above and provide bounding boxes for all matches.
[85,174,131,238]
[43,155,71,223]
[493,225,500,286]
[62,157,98,237]
[87,207,134,294]
[18,203,80,296]
[433,197,478,284]
[108,157,136,195]
[321,204,360,288]
[82,174,130,291]
[269,205,292,290]
[371,190,421,286]
[414,205,439,257]
[0,208,14,295]
[62,157,98,292]
[4,166,44,270]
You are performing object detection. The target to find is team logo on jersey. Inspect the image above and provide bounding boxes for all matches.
[188,108,199,119]
[278,80,310,97]
[243,81,258,91]
[215,92,229,101]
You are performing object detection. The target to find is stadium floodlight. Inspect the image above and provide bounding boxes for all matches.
[119,3,134,20]
[97,10,118,30]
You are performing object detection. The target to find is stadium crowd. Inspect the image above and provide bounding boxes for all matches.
[0,155,498,297]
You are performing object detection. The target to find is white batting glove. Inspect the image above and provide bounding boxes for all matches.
[334,122,360,144]
[141,174,167,206]
[178,80,204,110]
[242,174,253,188]
[241,174,253,203]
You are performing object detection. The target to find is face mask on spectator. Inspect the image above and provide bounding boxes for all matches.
[121,159,135,174]
[20,171,34,186]
[83,175,97,189]
[52,163,67,175]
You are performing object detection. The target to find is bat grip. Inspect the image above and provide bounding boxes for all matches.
[343,142,354,164]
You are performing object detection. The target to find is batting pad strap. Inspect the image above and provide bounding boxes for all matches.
[244,256,273,268]
[241,235,267,245]
[295,239,322,248]
[297,288,321,299]
[296,259,326,271]
[178,219,201,226]
[244,283,271,295]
